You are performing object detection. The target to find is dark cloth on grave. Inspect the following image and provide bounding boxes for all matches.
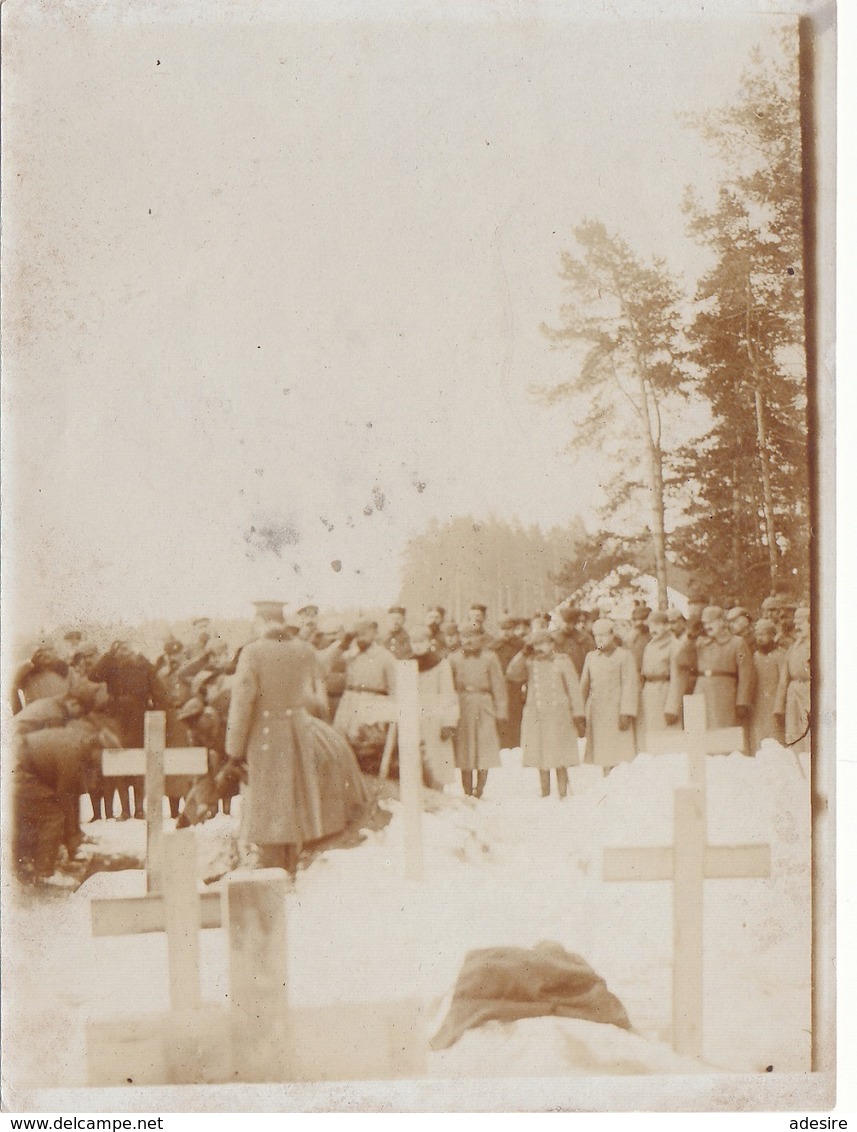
[430,942,631,1050]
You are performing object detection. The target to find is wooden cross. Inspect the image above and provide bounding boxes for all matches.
[87,829,426,1085]
[603,786,771,1058]
[643,694,745,788]
[101,710,208,892]
[372,659,424,881]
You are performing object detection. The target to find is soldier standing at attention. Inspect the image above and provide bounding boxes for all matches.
[750,618,786,752]
[693,606,755,732]
[448,627,507,798]
[579,618,639,772]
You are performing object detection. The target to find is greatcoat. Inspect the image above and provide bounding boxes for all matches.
[579,646,639,768]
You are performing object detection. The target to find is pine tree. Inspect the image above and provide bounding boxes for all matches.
[675,28,808,605]
[538,221,689,609]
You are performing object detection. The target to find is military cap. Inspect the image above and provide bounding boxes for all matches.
[726,606,750,623]
[354,619,378,633]
[469,603,488,614]
[648,611,669,626]
[560,605,582,623]
[499,616,517,630]
[631,605,652,622]
[388,606,406,616]
[428,605,446,617]
[297,605,319,618]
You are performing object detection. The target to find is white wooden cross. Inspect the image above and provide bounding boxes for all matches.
[101,710,208,892]
[643,694,745,788]
[86,829,426,1085]
[603,786,771,1059]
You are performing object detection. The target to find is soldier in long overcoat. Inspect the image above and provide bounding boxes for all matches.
[506,631,585,797]
[579,619,639,769]
[750,619,786,752]
[693,606,755,733]
[226,620,367,872]
[448,628,508,797]
[774,606,811,753]
[638,612,678,742]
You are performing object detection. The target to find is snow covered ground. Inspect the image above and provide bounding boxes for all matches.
[1,742,816,1110]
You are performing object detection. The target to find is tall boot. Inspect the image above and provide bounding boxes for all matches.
[168,796,181,819]
[88,792,103,822]
[475,770,489,799]
[556,767,569,799]
[461,770,474,796]
[539,771,551,797]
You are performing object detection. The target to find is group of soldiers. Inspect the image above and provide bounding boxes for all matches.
[9,590,811,882]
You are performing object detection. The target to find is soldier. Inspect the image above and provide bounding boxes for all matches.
[664,609,697,726]
[462,603,492,647]
[384,606,412,660]
[627,605,652,673]
[579,618,639,771]
[774,606,811,753]
[332,621,397,775]
[492,617,526,750]
[90,639,172,820]
[426,606,446,646]
[11,645,75,714]
[726,607,755,653]
[409,625,459,790]
[441,621,461,656]
[693,606,755,732]
[448,627,507,798]
[506,630,584,798]
[638,611,677,739]
[296,605,320,644]
[750,618,786,752]
[553,605,594,676]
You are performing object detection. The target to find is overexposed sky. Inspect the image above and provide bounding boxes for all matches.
[2,4,795,633]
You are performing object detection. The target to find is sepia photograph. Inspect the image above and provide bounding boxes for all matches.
[0,0,837,1115]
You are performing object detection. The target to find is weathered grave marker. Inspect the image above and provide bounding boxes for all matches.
[101,710,207,891]
[374,659,424,880]
[643,694,745,787]
[603,785,770,1058]
[87,830,426,1085]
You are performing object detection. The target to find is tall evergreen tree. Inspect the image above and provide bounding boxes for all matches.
[675,28,808,605]
[539,221,689,609]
